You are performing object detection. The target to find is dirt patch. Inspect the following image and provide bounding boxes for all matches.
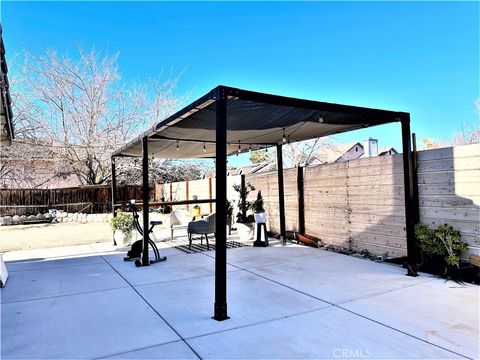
[0,222,113,252]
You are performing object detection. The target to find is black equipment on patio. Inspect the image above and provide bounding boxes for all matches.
[123,203,167,267]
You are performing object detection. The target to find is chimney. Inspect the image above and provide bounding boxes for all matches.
[364,138,378,157]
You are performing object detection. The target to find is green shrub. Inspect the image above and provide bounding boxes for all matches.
[251,191,265,213]
[110,211,133,236]
[415,223,468,268]
[233,182,255,223]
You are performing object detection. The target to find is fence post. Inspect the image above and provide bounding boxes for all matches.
[412,133,420,225]
[297,166,305,235]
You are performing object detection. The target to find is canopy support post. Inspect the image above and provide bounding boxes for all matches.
[111,156,117,246]
[214,88,229,321]
[276,144,287,244]
[401,117,418,276]
[141,136,150,266]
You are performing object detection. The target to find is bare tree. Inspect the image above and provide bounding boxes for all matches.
[282,138,332,168]
[452,99,480,145]
[4,46,183,187]
[115,157,212,185]
[245,137,333,170]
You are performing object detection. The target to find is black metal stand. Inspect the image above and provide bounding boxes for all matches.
[253,222,268,247]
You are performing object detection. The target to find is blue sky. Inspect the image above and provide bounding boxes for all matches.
[2,1,479,166]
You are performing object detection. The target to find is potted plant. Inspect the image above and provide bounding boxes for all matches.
[251,191,266,223]
[110,211,134,247]
[415,223,470,278]
[233,182,255,241]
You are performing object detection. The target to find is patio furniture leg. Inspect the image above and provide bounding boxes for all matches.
[170,228,174,241]
[205,233,209,249]
[188,232,192,248]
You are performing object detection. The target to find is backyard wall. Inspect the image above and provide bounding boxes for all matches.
[159,143,479,258]
[0,185,148,215]
[417,144,479,256]
[156,176,240,215]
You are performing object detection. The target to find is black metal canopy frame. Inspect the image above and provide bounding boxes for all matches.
[111,85,419,321]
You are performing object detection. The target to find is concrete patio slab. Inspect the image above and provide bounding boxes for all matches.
[137,269,330,338]
[1,241,478,359]
[343,278,480,359]
[107,252,237,286]
[206,245,333,270]
[187,306,463,359]
[249,250,434,304]
[101,340,199,359]
[1,287,181,359]
[1,262,127,303]
[5,254,104,272]
[2,244,97,262]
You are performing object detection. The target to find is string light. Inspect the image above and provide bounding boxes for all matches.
[237,141,241,156]
[203,142,206,153]
[282,128,287,144]
[176,140,179,151]
[318,116,324,123]
[249,144,252,153]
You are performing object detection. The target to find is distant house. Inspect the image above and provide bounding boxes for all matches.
[310,142,364,165]
[227,162,277,176]
[0,24,14,147]
[378,147,398,156]
[310,138,397,165]
[224,138,397,176]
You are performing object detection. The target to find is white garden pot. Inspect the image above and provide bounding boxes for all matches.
[254,212,266,224]
[114,230,133,247]
[236,222,254,242]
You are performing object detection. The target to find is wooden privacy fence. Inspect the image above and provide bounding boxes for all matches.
[0,185,150,216]
[157,143,479,258]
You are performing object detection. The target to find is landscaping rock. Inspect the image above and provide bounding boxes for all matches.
[36,214,45,220]
[44,213,52,220]
[2,216,13,226]
[20,215,27,222]
[12,215,21,224]
[27,215,36,221]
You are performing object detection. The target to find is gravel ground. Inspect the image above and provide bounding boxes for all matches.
[0,213,172,252]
